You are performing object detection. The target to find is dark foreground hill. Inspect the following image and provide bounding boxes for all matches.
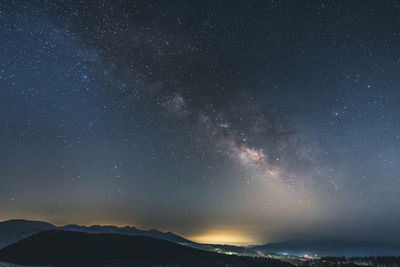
[0,230,293,267]
[0,219,55,249]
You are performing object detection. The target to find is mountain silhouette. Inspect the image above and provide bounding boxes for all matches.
[0,219,55,249]
[0,230,293,266]
[0,219,192,250]
[61,223,194,244]
[0,219,258,256]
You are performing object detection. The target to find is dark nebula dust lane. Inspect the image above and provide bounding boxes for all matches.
[1,1,400,245]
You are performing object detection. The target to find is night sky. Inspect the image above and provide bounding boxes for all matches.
[1,0,400,245]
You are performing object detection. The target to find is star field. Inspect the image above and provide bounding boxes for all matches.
[1,0,400,245]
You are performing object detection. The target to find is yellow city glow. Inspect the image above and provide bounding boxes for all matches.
[188,229,258,246]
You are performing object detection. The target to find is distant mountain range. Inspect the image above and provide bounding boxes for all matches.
[251,239,400,257]
[1,219,399,260]
[0,230,292,266]
[0,219,192,250]
[61,222,194,244]
[0,219,258,256]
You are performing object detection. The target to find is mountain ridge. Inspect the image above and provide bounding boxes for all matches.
[0,219,56,249]
[2,219,400,257]
[0,219,260,256]
[0,219,194,250]
[0,230,292,267]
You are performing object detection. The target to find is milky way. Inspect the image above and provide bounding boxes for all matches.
[1,1,400,245]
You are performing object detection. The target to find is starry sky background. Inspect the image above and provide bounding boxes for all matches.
[1,0,400,245]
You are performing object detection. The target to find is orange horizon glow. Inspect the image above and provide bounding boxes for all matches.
[188,229,260,246]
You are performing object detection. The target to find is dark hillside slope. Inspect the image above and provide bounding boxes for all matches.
[61,223,194,244]
[0,219,55,249]
[0,230,293,267]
